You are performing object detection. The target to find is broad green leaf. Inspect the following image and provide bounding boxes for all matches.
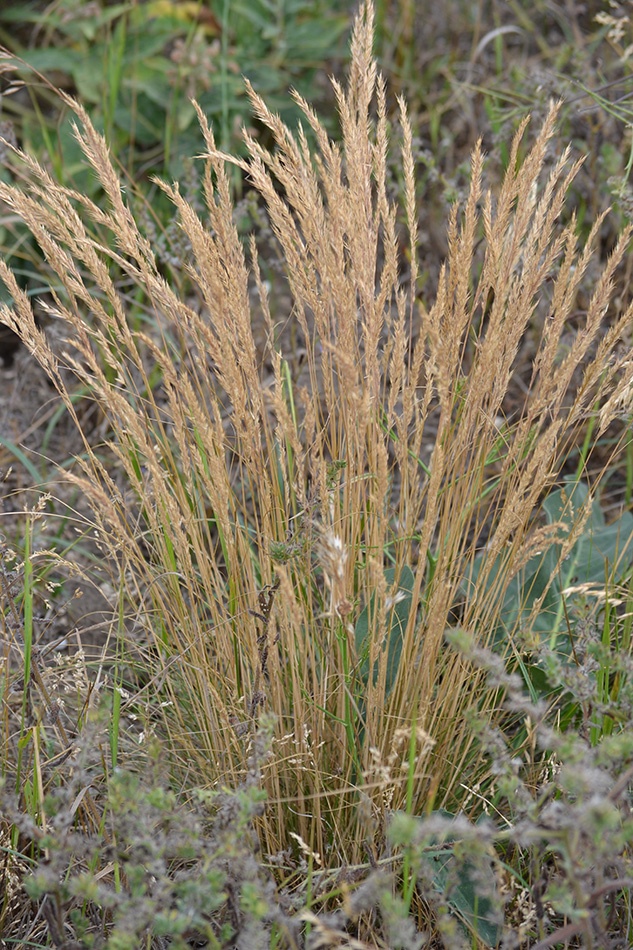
[466,478,633,652]
[355,564,415,697]
[426,809,501,949]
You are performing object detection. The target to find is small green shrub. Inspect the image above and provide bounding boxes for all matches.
[0,0,349,179]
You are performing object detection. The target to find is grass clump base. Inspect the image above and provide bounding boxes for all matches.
[2,2,633,946]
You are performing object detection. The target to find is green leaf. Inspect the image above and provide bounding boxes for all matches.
[427,810,501,949]
[14,48,85,75]
[355,564,415,697]
[466,478,633,652]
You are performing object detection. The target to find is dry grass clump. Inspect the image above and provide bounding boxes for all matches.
[1,0,633,881]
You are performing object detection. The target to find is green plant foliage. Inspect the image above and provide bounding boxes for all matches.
[466,478,633,652]
[2,719,286,950]
[424,809,501,948]
[1,0,349,179]
[355,564,415,697]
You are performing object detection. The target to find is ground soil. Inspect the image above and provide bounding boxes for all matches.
[0,348,117,659]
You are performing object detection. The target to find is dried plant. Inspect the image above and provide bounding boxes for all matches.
[1,0,633,898]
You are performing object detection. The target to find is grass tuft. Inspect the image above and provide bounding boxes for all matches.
[2,2,633,945]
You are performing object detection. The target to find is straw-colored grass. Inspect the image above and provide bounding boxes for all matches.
[1,0,633,876]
